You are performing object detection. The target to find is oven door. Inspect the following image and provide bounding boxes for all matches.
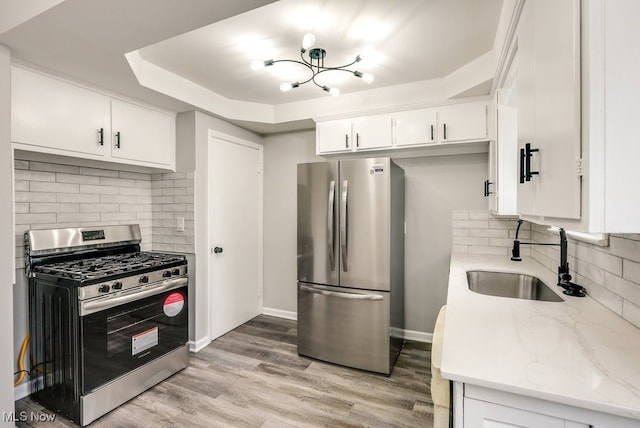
[79,277,188,394]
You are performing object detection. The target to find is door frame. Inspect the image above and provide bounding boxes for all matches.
[203,130,263,346]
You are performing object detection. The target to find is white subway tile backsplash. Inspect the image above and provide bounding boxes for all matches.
[78,184,119,195]
[15,192,56,203]
[58,193,100,203]
[30,203,79,213]
[30,161,79,174]
[14,158,197,266]
[469,229,509,238]
[58,212,100,223]
[78,167,119,178]
[452,220,489,229]
[622,300,640,329]
[56,173,100,185]
[30,182,79,194]
[451,211,530,257]
[623,259,640,286]
[15,170,56,182]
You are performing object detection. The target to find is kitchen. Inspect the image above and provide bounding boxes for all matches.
[2,0,640,427]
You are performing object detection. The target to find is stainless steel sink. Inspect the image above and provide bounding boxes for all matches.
[466,270,564,302]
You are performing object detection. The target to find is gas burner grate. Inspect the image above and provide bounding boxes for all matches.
[32,251,186,281]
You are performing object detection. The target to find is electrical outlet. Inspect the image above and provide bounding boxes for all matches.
[176,217,185,232]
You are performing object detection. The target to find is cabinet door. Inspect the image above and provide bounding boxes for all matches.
[352,115,392,150]
[531,0,581,219]
[438,103,488,143]
[11,67,109,157]
[110,100,174,166]
[316,120,352,153]
[393,109,437,146]
[464,398,589,428]
[516,1,537,216]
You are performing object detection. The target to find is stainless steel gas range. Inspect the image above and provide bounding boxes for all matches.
[24,224,189,426]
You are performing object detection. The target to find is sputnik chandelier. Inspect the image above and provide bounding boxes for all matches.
[250,33,374,96]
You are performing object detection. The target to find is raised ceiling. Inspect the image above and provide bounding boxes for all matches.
[138,0,504,105]
[0,0,507,134]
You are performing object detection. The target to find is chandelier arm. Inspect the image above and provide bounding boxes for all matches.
[271,59,315,86]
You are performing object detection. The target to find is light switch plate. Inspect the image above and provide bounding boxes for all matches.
[177,217,185,232]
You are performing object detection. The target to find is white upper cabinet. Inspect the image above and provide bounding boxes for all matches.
[352,115,393,150]
[11,66,110,157]
[516,0,581,220]
[111,100,174,166]
[438,102,488,143]
[316,119,353,154]
[393,109,437,147]
[11,66,176,170]
[315,101,491,155]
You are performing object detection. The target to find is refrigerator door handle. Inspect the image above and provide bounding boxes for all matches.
[327,180,336,270]
[300,285,383,301]
[340,179,348,272]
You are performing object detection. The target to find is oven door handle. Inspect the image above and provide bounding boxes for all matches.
[79,277,188,316]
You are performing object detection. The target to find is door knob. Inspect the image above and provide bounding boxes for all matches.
[213,246,223,254]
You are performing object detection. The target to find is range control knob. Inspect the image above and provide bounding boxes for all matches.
[98,284,110,293]
[139,275,149,284]
[162,270,172,278]
[112,281,123,290]
[172,268,181,276]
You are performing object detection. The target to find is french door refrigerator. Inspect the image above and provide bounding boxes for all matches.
[297,157,404,374]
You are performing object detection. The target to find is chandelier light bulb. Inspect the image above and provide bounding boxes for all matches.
[280,82,293,92]
[328,87,340,96]
[361,73,374,84]
[302,33,316,50]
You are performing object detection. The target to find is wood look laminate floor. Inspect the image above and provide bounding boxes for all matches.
[15,315,433,427]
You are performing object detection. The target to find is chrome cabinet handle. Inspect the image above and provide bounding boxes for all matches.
[340,180,348,272]
[300,285,383,301]
[80,277,188,316]
[327,180,336,270]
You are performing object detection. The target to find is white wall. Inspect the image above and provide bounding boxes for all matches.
[262,131,488,334]
[1,44,15,423]
[176,111,262,350]
[262,130,322,314]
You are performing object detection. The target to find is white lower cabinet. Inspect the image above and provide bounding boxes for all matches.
[460,384,640,428]
[11,66,176,170]
[464,398,587,428]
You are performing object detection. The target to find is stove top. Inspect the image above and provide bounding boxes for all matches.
[32,251,186,281]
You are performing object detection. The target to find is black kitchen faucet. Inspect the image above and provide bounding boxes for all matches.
[511,219,586,297]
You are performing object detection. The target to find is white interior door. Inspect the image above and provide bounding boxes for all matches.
[209,135,262,340]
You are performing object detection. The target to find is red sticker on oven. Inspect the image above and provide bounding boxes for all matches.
[163,292,185,317]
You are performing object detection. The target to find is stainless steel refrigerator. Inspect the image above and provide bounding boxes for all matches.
[297,157,404,374]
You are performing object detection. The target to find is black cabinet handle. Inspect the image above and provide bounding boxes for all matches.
[115,131,121,149]
[345,134,349,148]
[525,143,539,181]
[430,124,434,141]
[483,180,494,197]
[443,123,447,140]
[98,128,104,146]
[356,133,360,148]
[519,148,526,183]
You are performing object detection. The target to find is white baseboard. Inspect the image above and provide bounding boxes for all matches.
[188,336,211,353]
[400,329,433,343]
[14,376,43,401]
[261,307,297,320]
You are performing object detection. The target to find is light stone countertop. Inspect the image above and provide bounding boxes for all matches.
[442,253,640,420]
